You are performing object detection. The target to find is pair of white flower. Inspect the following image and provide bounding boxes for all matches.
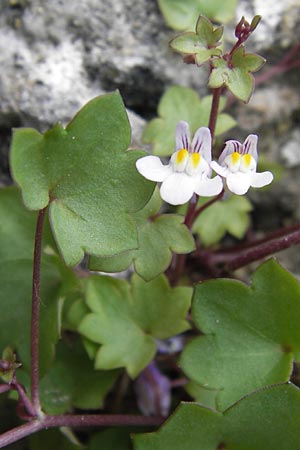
[136,121,273,205]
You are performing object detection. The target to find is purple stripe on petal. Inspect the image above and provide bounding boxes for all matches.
[175,121,190,151]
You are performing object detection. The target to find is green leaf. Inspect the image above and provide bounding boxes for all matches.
[89,429,134,450]
[90,189,195,281]
[78,274,191,378]
[170,16,223,66]
[158,0,238,30]
[142,86,236,156]
[134,384,300,450]
[192,194,252,246]
[0,187,76,375]
[180,259,300,410]
[39,339,119,414]
[209,47,265,102]
[30,429,82,450]
[11,92,154,266]
[184,380,218,409]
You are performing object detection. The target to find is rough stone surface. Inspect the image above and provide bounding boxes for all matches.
[0,0,300,268]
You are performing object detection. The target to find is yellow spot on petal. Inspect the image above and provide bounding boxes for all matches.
[176,148,189,164]
[242,154,252,167]
[190,152,201,168]
[231,152,241,163]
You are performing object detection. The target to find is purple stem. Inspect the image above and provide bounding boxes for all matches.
[0,384,11,395]
[199,225,300,274]
[31,207,47,414]
[208,87,222,145]
[0,414,165,448]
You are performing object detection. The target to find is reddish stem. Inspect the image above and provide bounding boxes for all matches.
[0,414,164,448]
[31,207,47,415]
[196,224,300,275]
[208,87,222,144]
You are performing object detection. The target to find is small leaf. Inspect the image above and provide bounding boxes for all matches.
[78,274,191,378]
[133,384,300,450]
[142,86,236,156]
[209,47,265,102]
[192,194,252,246]
[11,92,154,266]
[180,259,300,410]
[90,189,195,281]
[170,16,223,66]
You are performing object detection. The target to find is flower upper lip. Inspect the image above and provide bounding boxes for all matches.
[135,121,223,206]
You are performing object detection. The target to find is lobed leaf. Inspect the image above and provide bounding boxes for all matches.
[180,259,300,410]
[134,384,300,450]
[192,194,252,246]
[78,274,192,378]
[209,47,265,103]
[90,189,195,281]
[11,92,154,266]
[170,16,223,66]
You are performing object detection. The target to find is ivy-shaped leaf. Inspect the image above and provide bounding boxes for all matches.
[78,274,192,378]
[142,86,236,156]
[39,339,119,414]
[89,189,195,281]
[209,46,265,102]
[170,16,223,66]
[0,187,77,375]
[192,194,252,246]
[11,92,154,266]
[134,384,300,450]
[180,259,300,411]
[158,0,238,31]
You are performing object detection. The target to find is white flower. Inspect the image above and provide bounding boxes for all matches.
[211,134,273,195]
[136,121,223,205]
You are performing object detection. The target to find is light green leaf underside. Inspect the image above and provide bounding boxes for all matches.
[133,384,300,450]
[143,86,236,156]
[180,259,300,410]
[78,274,191,378]
[90,189,195,280]
[158,0,238,30]
[11,92,154,266]
[192,194,252,246]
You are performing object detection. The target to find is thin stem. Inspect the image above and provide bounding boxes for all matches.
[13,382,36,418]
[0,421,44,449]
[208,87,222,144]
[197,225,300,274]
[31,207,47,415]
[0,384,11,395]
[190,189,224,225]
[0,413,165,449]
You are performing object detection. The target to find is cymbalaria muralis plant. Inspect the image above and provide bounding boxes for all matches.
[1,8,300,450]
